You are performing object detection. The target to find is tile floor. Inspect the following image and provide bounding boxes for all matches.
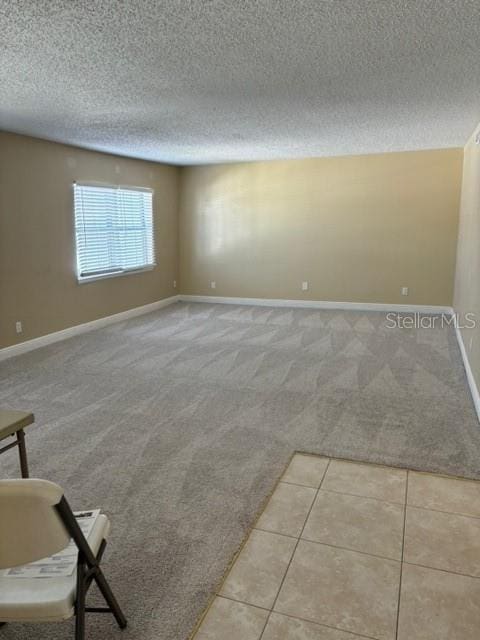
[192,454,480,640]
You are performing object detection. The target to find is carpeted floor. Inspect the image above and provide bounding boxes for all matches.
[1,301,479,640]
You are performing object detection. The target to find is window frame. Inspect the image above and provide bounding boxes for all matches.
[73,181,156,284]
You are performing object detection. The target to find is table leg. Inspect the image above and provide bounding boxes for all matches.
[17,429,29,478]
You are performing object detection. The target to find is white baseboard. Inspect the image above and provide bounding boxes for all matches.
[0,295,180,361]
[179,294,453,315]
[455,323,480,422]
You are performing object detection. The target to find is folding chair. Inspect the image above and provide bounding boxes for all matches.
[0,479,127,639]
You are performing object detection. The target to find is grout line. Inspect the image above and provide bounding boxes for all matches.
[258,459,332,639]
[267,610,380,640]
[298,537,402,563]
[281,479,324,489]
[253,527,299,541]
[219,595,379,640]
[319,486,406,506]
[217,594,270,612]
[406,502,480,521]
[395,469,409,640]
[402,561,480,581]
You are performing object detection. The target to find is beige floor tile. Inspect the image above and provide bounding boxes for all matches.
[282,454,329,488]
[194,596,268,640]
[321,460,407,503]
[408,472,480,517]
[256,482,316,537]
[404,506,480,576]
[220,529,296,608]
[274,540,400,640]
[302,490,404,559]
[397,564,480,640]
[262,612,365,639]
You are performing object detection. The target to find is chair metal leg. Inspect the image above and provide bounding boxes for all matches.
[17,429,29,478]
[94,567,127,629]
[55,498,127,634]
[75,558,86,640]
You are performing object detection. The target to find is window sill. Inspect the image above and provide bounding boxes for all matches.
[77,265,156,284]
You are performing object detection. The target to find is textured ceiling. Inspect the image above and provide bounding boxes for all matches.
[1,1,480,165]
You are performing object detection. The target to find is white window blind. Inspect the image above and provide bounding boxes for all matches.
[74,183,155,281]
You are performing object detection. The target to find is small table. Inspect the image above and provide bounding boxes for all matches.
[0,410,34,478]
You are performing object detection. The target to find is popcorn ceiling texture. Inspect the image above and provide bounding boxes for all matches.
[1,0,480,165]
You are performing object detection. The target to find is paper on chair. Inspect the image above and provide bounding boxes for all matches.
[2,509,101,578]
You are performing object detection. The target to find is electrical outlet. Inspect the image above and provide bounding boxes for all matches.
[15,321,22,334]
[401,287,409,296]
[173,280,177,288]
[302,281,309,291]
[210,281,216,289]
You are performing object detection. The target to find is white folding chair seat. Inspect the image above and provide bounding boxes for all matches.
[0,514,110,622]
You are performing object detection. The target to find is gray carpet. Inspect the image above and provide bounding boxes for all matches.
[1,301,479,640]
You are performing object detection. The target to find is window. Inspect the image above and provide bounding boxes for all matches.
[73,183,155,282]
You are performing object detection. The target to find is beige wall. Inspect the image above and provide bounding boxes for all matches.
[0,134,466,352]
[0,132,179,348]
[454,125,480,385]
[179,149,463,306]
